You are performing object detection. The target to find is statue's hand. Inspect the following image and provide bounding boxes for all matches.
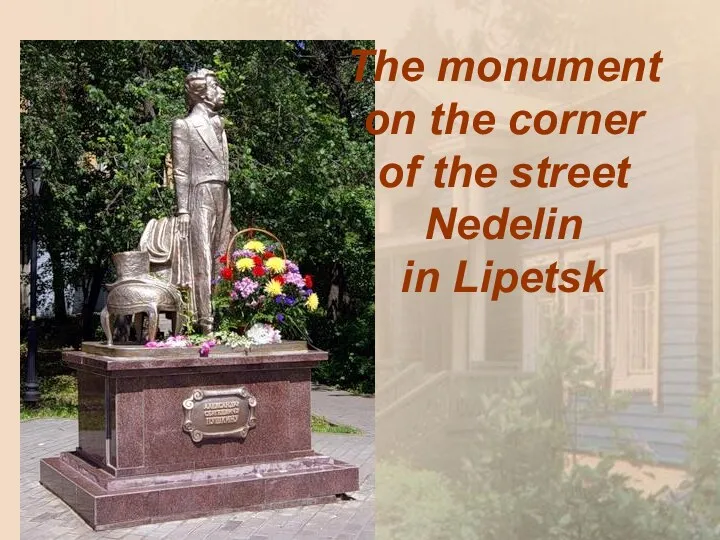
[177,213,190,239]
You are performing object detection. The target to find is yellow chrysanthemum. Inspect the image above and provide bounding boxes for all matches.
[265,256,286,274]
[235,258,255,271]
[264,280,283,297]
[306,293,319,312]
[243,240,265,253]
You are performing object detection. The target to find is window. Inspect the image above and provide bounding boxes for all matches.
[523,247,606,373]
[521,233,660,402]
[535,298,556,347]
[522,252,560,372]
[611,233,660,402]
[564,245,606,369]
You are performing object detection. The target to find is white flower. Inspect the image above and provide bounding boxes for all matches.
[245,323,282,345]
[167,336,190,347]
[145,335,191,348]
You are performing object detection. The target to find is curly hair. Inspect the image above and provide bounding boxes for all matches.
[184,68,217,111]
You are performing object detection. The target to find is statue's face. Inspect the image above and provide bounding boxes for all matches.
[203,76,226,111]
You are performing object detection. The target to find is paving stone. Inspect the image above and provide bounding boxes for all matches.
[217,520,243,532]
[21,388,375,539]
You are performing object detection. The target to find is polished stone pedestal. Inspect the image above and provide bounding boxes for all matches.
[39,343,359,530]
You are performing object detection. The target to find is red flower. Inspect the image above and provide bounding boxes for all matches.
[252,266,265,277]
[304,274,313,288]
[220,267,233,281]
[218,254,228,264]
[252,256,263,266]
[274,275,285,285]
[263,251,275,259]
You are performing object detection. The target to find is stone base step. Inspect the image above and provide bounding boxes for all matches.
[40,452,359,530]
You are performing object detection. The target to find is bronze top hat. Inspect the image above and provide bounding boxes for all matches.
[112,250,150,282]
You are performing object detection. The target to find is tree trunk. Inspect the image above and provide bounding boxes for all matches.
[48,247,67,321]
[82,262,107,340]
[327,262,348,322]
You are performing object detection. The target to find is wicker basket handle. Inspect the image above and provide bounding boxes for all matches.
[225,228,287,268]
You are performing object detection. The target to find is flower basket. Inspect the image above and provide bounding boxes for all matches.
[211,227,318,344]
[224,228,287,271]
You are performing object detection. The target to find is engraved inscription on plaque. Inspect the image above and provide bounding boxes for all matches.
[182,387,257,443]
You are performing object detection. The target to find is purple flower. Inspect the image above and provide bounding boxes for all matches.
[236,277,259,298]
[284,297,295,306]
[285,260,299,274]
[283,272,305,288]
[230,290,239,301]
[199,339,216,358]
[275,295,287,305]
[276,313,285,323]
[232,250,242,259]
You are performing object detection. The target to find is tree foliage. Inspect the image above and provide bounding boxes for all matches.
[20,40,374,392]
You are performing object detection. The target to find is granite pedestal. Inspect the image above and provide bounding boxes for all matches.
[39,343,359,530]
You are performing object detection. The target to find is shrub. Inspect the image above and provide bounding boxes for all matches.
[453,317,719,539]
[311,302,374,394]
[684,382,720,524]
[376,461,461,540]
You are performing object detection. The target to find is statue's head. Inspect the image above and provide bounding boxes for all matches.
[185,68,226,112]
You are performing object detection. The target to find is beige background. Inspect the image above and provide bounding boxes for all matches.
[373,0,720,537]
[6,0,720,538]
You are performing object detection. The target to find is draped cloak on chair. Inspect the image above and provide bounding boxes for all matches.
[139,216,195,318]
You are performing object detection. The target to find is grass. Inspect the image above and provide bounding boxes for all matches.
[345,387,374,398]
[20,374,78,421]
[311,414,362,434]
[21,375,363,436]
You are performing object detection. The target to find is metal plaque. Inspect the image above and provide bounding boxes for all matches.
[182,387,257,443]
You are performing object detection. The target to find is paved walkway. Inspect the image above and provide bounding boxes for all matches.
[21,388,374,539]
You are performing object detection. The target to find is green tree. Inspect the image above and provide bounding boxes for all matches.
[20,40,375,391]
[213,40,375,391]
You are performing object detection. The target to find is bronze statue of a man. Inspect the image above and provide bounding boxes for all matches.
[172,69,235,333]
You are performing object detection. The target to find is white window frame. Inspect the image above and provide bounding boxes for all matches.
[522,252,560,372]
[563,244,606,372]
[610,233,660,402]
